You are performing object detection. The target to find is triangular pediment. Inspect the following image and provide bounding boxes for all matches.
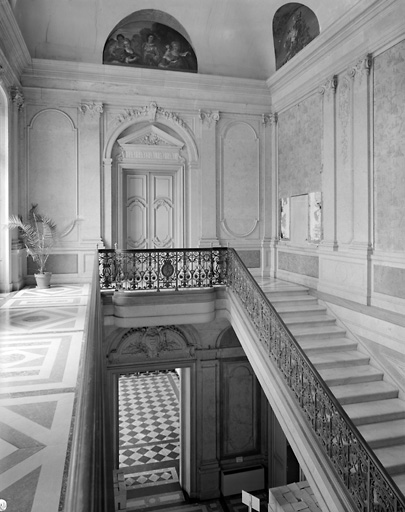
[118,125,184,149]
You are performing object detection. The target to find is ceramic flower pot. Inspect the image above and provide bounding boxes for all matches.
[34,272,52,289]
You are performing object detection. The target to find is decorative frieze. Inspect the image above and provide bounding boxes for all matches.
[9,86,24,110]
[108,325,197,363]
[79,101,103,119]
[318,75,338,97]
[198,109,220,128]
[262,112,278,126]
[115,101,187,129]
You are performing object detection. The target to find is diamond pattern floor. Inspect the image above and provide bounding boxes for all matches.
[118,369,183,508]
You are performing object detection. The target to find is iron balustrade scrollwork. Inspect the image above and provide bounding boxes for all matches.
[98,248,227,291]
[225,248,405,512]
[98,247,405,511]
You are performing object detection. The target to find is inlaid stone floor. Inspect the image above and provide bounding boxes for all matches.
[0,284,89,512]
[118,370,185,510]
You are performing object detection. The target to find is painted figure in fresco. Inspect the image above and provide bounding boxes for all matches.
[282,11,312,66]
[158,41,190,70]
[142,34,160,66]
[105,34,139,64]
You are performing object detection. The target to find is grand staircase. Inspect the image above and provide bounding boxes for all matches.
[258,278,405,498]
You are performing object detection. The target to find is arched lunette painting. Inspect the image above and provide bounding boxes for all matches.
[273,3,320,70]
[103,21,198,73]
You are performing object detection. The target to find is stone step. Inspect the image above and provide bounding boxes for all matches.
[264,288,309,299]
[358,419,405,449]
[374,445,405,475]
[344,399,405,426]
[392,473,405,497]
[267,294,318,308]
[330,381,399,405]
[318,365,384,386]
[292,325,347,341]
[275,304,327,316]
[299,337,358,355]
[282,315,337,330]
[311,350,369,369]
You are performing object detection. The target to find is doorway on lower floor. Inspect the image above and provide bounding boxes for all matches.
[118,369,184,509]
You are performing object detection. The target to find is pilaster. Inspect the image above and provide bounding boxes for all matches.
[79,101,104,246]
[262,113,278,277]
[348,55,373,253]
[198,110,220,247]
[196,355,220,499]
[319,75,338,252]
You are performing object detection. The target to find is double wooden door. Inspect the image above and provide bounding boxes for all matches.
[122,169,182,249]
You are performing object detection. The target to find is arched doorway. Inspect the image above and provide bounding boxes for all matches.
[106,325,198,504]
[115,124,186,249]
[102,102,199,249]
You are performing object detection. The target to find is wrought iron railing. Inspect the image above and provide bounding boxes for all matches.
[99,248,227,291]
[98,247,405,511]
[226,249,405,512]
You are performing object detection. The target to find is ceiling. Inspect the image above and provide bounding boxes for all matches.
[10,0,361,81]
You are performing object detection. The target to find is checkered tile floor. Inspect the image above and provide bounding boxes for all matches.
[119,370,181,491]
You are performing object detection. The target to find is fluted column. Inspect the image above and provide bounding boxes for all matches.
[198,110,220,247]
[319,76,338,251]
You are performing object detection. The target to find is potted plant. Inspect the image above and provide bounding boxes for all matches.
[8,204,79,288]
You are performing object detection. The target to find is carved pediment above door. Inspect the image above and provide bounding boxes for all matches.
[117,125,185,163]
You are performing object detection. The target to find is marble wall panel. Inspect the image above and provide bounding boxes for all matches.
[374,39,405,252]
[236,250,260,269]
[374,265,405,299]
[278,251,319,278]
[27,109,78,241]
[221,122,259,238]
[278,94,322,198]
[221,361,259,458]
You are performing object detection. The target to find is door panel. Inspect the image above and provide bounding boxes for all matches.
[124,170,178,249]
[126,174,148,249]
[152,174,174,248]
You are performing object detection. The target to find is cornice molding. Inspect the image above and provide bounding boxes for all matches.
[21,59,271,111]
[0,2,31,83]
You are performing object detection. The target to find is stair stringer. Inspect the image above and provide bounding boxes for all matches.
[225,289,357,512]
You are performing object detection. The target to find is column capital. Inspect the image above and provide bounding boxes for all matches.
[9,85,24,111]
[318,75,338,97]
[262,112,278,126]
[347,54,372,83]
[198,109,220,128]
[79,101,104,119]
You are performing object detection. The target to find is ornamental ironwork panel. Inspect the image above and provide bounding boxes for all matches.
[99,248,227,292]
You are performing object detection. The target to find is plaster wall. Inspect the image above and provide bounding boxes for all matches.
[268,0,405,316]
